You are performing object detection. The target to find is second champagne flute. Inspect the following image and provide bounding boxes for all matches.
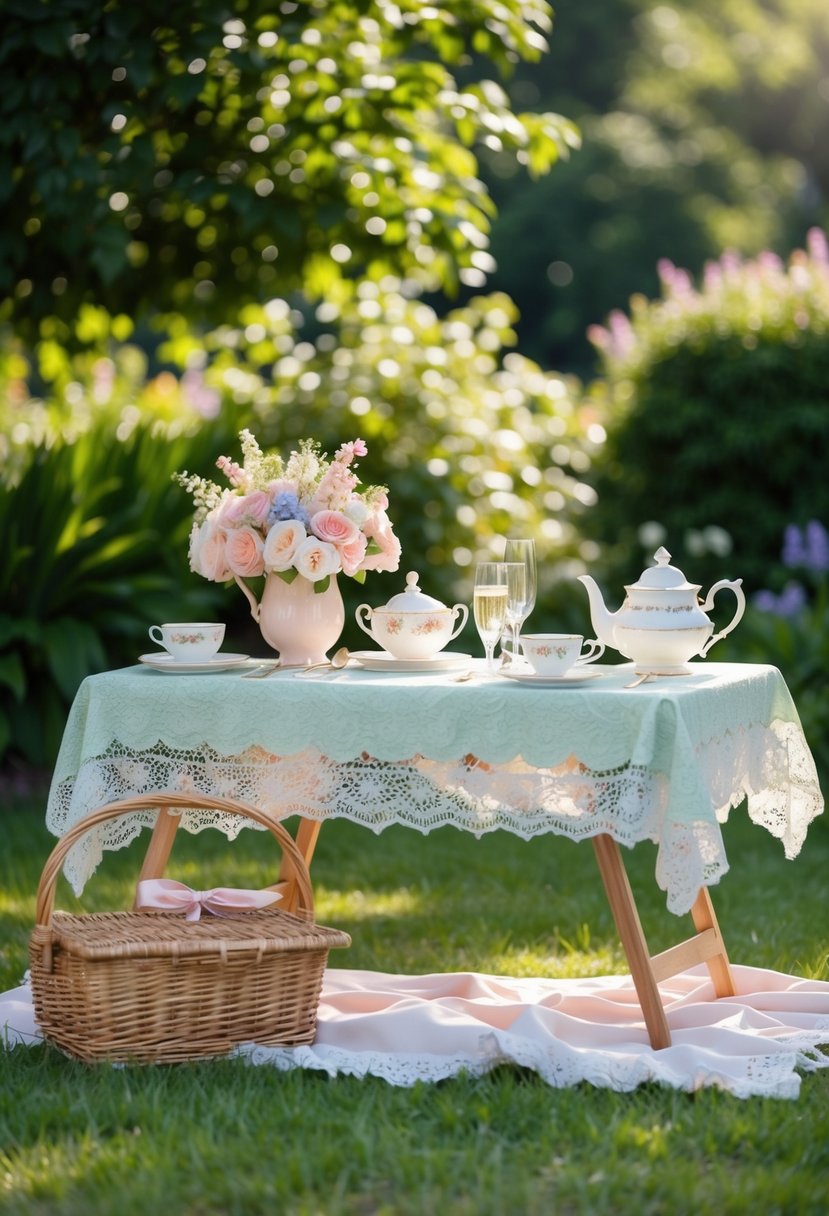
[473,562,509,673]
[503,537,537,659]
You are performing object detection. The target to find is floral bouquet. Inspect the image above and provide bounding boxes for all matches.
[176,430,401,593]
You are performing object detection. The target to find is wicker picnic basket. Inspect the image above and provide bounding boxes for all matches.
[29,793,351,1064]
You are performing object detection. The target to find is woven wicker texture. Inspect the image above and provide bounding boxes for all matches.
[29,793,350,1064]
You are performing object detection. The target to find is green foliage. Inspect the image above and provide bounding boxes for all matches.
[0,354,237,768]
[1,0,578,342]
[581,230,829,594]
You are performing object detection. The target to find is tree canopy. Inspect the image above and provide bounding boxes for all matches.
[1,0,578,344]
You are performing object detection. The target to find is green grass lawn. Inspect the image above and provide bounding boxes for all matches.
[1,798,827,1216]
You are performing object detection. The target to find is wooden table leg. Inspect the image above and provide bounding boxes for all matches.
[592,833,672,1050]
[592,834,737,1050]
[134,806,182,907]
[687,886,735,997]
[273,818,323,912]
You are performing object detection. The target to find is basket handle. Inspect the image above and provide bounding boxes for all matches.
[34,793,315,929]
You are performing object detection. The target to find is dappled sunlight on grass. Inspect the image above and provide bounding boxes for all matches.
[488,945,624,980]
[0,1134,117,1209]
[317,886,424,923]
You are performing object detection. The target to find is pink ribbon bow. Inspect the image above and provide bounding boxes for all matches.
[135,879,282,922]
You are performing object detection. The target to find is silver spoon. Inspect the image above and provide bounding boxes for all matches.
[242,660,282,679]
[624,671,654,688]
[295,646,351,677]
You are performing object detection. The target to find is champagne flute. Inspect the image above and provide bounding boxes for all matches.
[503,537,537,662]
[473,563,509,673]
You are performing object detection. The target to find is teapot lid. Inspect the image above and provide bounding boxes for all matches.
[382,571,448,612]
[628,547,700,592]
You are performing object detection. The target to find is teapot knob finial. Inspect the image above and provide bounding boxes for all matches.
[654,546,672,566]
[405,571,421,591]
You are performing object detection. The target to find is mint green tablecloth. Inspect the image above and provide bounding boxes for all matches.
[46,661,823,914]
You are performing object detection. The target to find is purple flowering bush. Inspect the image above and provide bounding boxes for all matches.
[581,229,829,594]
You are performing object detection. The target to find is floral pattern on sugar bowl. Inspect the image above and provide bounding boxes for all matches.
[356,571,469,660]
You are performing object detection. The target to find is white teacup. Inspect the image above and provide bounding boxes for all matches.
[519,633,604,677]
[148,622,225,662]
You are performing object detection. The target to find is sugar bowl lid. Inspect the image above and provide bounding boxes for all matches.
[380,570,448,612]
[628,547,700,592]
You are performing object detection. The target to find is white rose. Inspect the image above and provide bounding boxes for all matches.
[294,537,341,581]
[263,520,306,572]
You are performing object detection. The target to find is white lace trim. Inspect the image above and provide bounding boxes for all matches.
[232,1034,824,1100]
[45,719,822,915]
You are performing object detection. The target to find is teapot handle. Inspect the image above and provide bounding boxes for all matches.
[447,604,469,643]
[699,579,745,656]
[355,604,375,639]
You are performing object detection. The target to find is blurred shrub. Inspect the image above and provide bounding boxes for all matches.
[581,229,829,594]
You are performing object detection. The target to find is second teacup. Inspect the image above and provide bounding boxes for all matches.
[519,633,604,677]
[148,622,225,662]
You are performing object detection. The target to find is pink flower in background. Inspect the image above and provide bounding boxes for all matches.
[263,520,306,571]
[294,537,340,582]
[225,526,265,578]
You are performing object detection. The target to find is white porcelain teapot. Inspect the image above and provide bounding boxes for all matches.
[356,571,469,660]
[578,546,745,672]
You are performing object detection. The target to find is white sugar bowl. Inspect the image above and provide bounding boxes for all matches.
[355,571,469,660]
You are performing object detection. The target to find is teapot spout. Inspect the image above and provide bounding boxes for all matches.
[577,574,618,651]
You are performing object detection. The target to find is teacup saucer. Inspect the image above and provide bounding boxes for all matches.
[500,668,603,687]
[138,652,249,673]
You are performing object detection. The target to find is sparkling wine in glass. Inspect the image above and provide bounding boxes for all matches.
[473,563,509,673]
[503,538,537,661]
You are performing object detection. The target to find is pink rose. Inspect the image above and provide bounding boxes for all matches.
[225,526,265,578]
[310,510,360,547]
[339,532,368,576]
[189,516,232,582]
[360,509,401,573]
[263,520,306,572]
[294,537,341,582]
[218,490,270,529]
[311,510,368,575]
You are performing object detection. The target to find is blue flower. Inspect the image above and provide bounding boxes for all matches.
[267,492,311,528]
[753,581,807,618]
[804,520,829,573]
[782,520,829,574]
